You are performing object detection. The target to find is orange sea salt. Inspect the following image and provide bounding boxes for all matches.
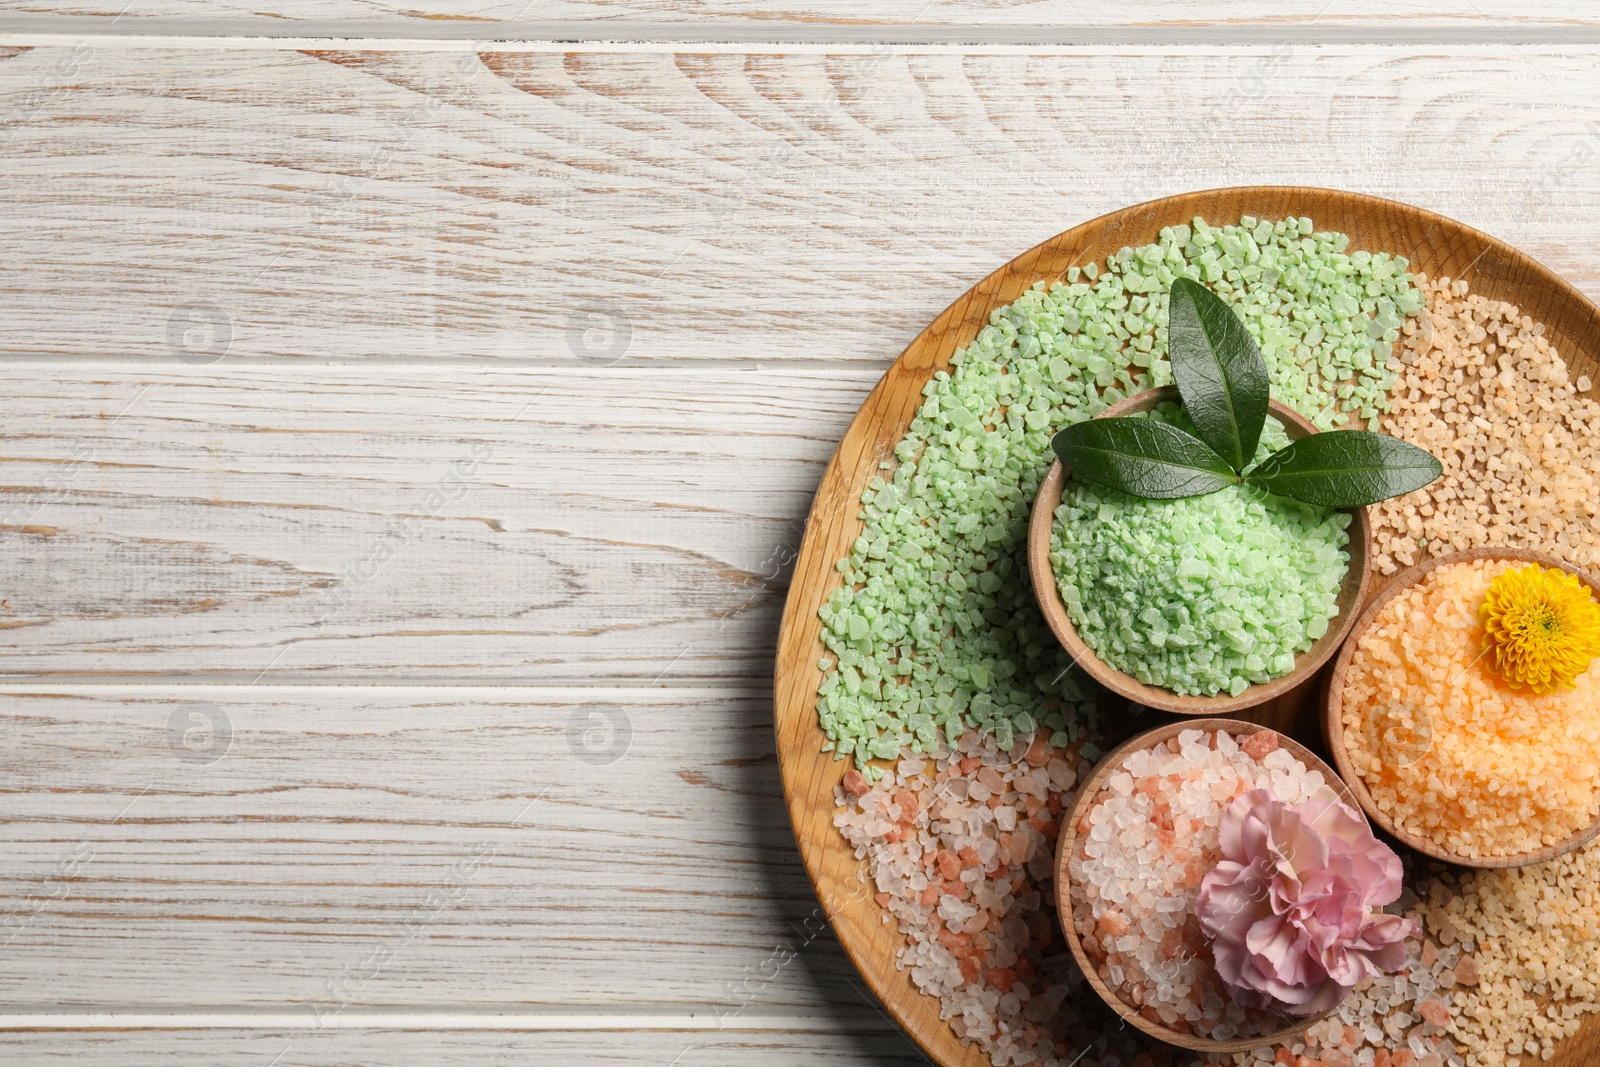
[1341,558,1600,860]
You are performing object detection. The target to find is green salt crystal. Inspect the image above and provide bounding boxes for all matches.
[1048,408,1351,697]
[812,214,1416,757]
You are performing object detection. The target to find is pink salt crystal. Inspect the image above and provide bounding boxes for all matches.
[1417,998,1450,1026]
[1342,1024,1362,1049]
[1454,953,1479,985]
[1418,1056,1443,1067]
[1240,729,1280,760]
[1322,1051,1354,1067]
[892,789,918,821]
[1098,910,1131,939]
[1022,733,1052,767]
[1420,940,1439,968]
[1391,1051,1415,1067]
[1027,910,1054,950]
[1046,758,1075,790]
[842,769,870,797]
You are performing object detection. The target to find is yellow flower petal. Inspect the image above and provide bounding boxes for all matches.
[1479,563,1600,694]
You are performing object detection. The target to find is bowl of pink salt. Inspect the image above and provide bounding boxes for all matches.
[1326,547,1600,868]
[1055,719,1415,1052]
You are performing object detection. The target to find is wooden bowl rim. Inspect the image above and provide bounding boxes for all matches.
[1027,384,1374,715]
[1053,717,1365,1052]
[1323,547,1600,869]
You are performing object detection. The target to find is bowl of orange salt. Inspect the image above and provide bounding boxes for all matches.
[1325,547,1600,867]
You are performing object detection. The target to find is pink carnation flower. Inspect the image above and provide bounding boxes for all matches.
[1195,788,1416,1016]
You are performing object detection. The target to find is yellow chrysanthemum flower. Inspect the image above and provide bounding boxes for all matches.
[1479,563,1600,695]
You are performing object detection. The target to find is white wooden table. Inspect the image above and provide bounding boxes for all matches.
[3,5,1599,1063]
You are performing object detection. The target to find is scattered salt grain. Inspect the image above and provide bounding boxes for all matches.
[1372,275,1600,575]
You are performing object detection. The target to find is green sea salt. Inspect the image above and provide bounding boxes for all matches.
[1049,405,1350,697]
[816,216,1416,771]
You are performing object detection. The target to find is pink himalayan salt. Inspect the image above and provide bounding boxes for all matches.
[1416,998,1450,1026]
[1241,729,1281,761]
[840,733,1474,1067]
[832,729,1145,1067]
[1070,728,1343,1041]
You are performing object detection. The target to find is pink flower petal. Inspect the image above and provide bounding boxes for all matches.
[1194,786,1415,1016]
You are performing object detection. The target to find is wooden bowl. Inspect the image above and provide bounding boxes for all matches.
[775,188,1600,1067]
[1324,547,1600,869]
[1054,718,1367,1052]
[1027,385,1373,716]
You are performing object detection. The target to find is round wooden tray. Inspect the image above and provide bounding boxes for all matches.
[773,187,1600,1066]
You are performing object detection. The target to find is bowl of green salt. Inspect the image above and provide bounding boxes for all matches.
[1027,385,1372,715]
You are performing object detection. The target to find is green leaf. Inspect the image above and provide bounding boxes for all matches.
[1052,419,1238,500]
[1244,430,1444,507]
[1166,278,1271,474]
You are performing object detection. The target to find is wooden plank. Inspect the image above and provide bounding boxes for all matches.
[0,1028,931,1066]
[0,365,872,681]
[0,686,896,1013]
[1,3,1597,30]
[5,46,1600,366]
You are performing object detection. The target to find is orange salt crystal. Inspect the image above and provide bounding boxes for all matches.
[1340,558,1600,859]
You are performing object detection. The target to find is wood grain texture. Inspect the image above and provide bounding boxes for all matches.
[1027,386,1373,716]
[0,1028,930,1065]
[2,2,1598,29]
[0,685,905,1014]
[9,46,1600,365]
[774,188,1600,1067]
[6,29,1600,1063]
[0,366,873,681]
[1324,546,1600,868]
